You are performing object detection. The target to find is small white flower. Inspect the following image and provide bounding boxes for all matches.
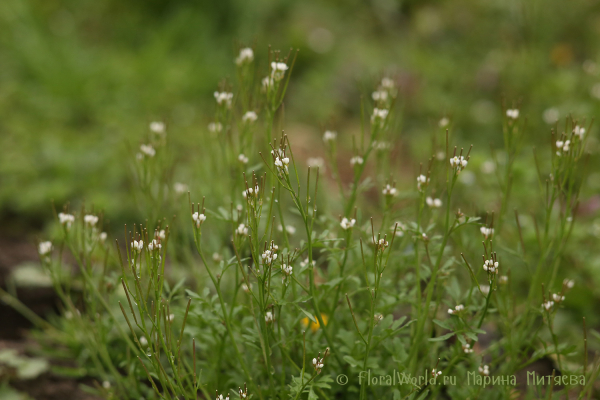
[102,381,111,389]
[380,77,395,89]
[372,90,388,102]
[274,156,290,174]
[563,279,575,289]
[155,230,166,240]
[340,217,356,230]
[277,224,296,235]
[499,275,508,284]
[439,117,450,128]
[208,122,223,133]
[543,108,559,124]
[58,212,75,229]
[169,314,175,322]
[371,108,389,124]
[236,223,248,236]
[149,121,165,134]
[426,197,442,208]
[262,76,274,91]
[140,144,156,158]
[306,157,325,172]
[38,241,52,256]
[281,263,293,279]
[416,174,430,191]
[377,238,389,248]
[543,300,554,311]
[242,283,249,293]
[350,156,364,166]
[265,311,274,323]
[480,226,494,239]
[449,155,468,172]
[148,239,161,251]
[139,336,148,346]
[555,139,571,155]
[480,285,490,295]
[506,109,519,119]
[323,130,337,142]
[448,304,464,315]
[462,343,474,354]
[99,232,107,242]
[242,111,258,123]
[236,47,254,65]
[431,368,442,377]
[483,259,499,274]
[573,125,586,139]
[382,184,397,196]
[214,91,234,107]
[300,258,316,268]
[192,212,207,227]
[479,365,490,376]
[270,62,289,81]
[552,293,565,303]
[238,154,249,164]
[131,240,144,252]
[84,214,99,226]
[173,182,189,194]
[312,355,325,373]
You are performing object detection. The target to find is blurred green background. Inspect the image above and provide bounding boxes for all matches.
[2,0,600,237]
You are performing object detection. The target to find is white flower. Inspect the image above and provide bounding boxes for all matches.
[380,77,395,89]
[58,212,75,229]
[506,109,519,119]
[236,47,254,65]
[555,139,571,155]
[169,314,175,322]
[323,130,337,142]
[236,223,248,236]
[270,62,288,81]
[350,156,364,166]
[148,239,161,251]
[208,122,223,133]
[262,76,274,91]
[448,304,464,315]
[212,252,222,262]
[439,117,449,128]
[214,91,234,107]
[377,238,389,248]
[543,300,554,311]
[131,240,144,252]
[278,224,296,235]
[462,343,474,354]
[372,90,388,102]
[242,283,249,293]
[480,226,494,239]
[140,144,156,158]
[563,279,574,289]
[242,111,258,123]
[426,197,442,208]
[371,108,389,124]
[155,230,166,240]
[238,154,249,164]
[84,214,99,226]
[382,184,397,196]
[102,381,111,389]
[139,336,148,346]
[340,217,356,230]
[483,259,499,274]
[192,212,207,227]
[312,356,325,373]
[173,182,188,194]
[431,368,442,377]
[265,311,274,323]
[300,258,316,268]
[552,293,565,303]
[274,156,290,174]
[243,185,260,199]
[38,241,52,256]
[372,140,391,150]
[416,174,429,191]
[480,285,490,295]
[573,125,585,139]
[479,365,490,376]
[449,155,468,172]
[499,275,508,284]
[99,232,107,242]
[281,263,293,279]
[149,121,165,134]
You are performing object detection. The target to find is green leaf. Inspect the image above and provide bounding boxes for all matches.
[343,355,361,367]
[433,319,451,330]
[428,332,455,342]
[296,306,317,324]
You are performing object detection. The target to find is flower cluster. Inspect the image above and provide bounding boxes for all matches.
[426,197,442,208]
[236,47,254,65]
[236,223,248,236]
[371,108,389,125]
[131,240,144,252]
[281,263,293,283]
[323,130,337,142]
[243,185,260,199]
[238,154,249,164]
[192,212,207,228]
[214,92,234,107]
[84,214,99,226]
[483,255,499,275]
[447,304,465,315]
[149,121,165,134]
[506,109,519,119]
[480,226,494,239]
[208,122,223,133]
[573,125,585,139]
[449,155,468,173]
[215,392,230,400]
[350,156,364,166]
[376,238,389,250]
[555,139,571,156]
[479,365,490,376]
[242,111,257,123]
[312,349,329,374]
[238,384,248,399]
[58,212,75,229]
[261,242,279,266]
[274,154,290,174]
[270,62,288,81]
[340,217,356,230]
[382,184,397,196]
[462,343,474,354]
[431,369,442,377]
[416,174,429,192]
[265,311,274,323]
[148,239,161,251]
[139,144,156,158]
[38,241,52,256]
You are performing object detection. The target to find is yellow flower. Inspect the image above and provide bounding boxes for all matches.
[301,314,328,332]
